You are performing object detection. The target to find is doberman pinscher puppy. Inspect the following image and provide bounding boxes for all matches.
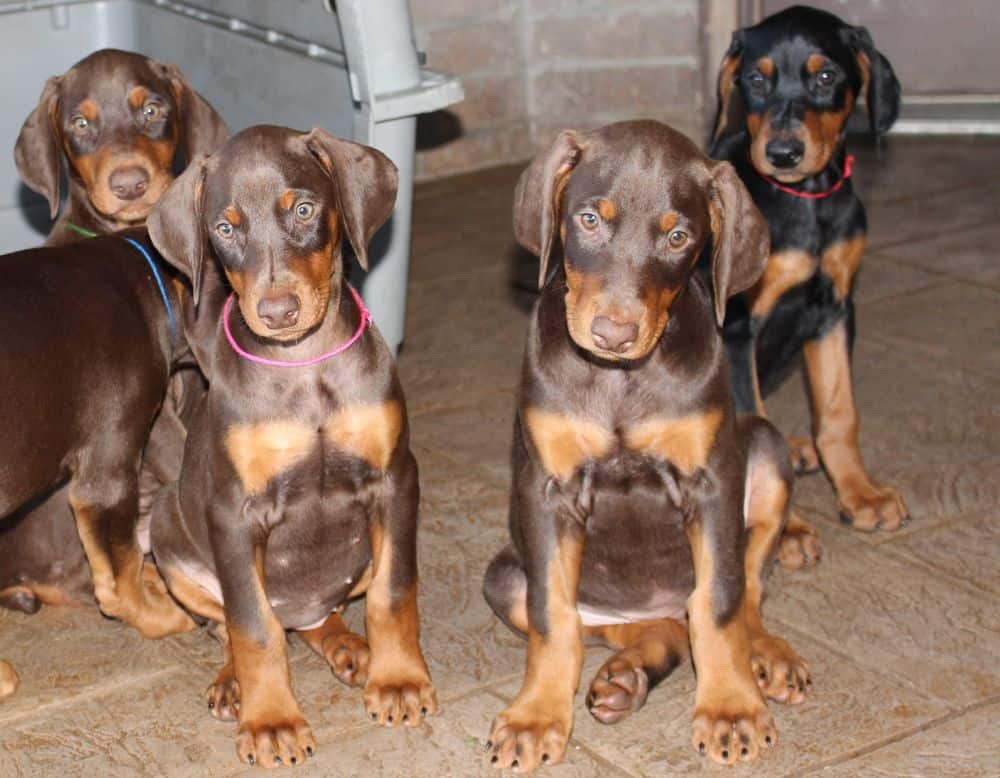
[483,121,809,771]
[146,125,437,768]
[0,230,200,697]
[15,48,228,246]
[709,6,908,549]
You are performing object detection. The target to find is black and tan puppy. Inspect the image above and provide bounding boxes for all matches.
[147,126,437,768]
[483,121,809,771]
[0,230,201,697]
[16,47,228,246]
[710,5,907,546]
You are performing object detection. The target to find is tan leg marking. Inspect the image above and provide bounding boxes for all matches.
[821,236,866,300]
[206,624,240,721]
[803,323,909,531]
[229,551,315,768]
[625,408,723,475]
[743,460,811,704]
[747,250,816,319]
[687,524,775,765]
[776,511,823,570]
[363,523,437,727]
[300,611,370,688]
[584,618,689,725]
[159,564,225,623]
[523,408,614,481]
[488,536,583,771]
[323,402,402,471]
[70,497,195,638]
[0,660,18,701]
[224,421,315,496]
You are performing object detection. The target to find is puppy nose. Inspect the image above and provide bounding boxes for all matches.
[765,138,805,169]
[591,316,638,354]
[257,293,301,330]
[108,166,150,200]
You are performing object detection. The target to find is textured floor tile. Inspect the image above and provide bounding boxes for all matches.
[820,701,1000,778]
[413,445,510,531]
[492,627,946,776]
[889,514,1000,596]
[873,220,1000,291]
[765,543,1000,708]
[852,252,944,305]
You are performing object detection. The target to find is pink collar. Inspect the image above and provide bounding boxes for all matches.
[753,154,855,200]
[222,284,371,368]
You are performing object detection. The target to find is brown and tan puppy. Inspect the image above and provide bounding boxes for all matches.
[147,125,437,768]
[15,47,228,246]
[483,121,810,771]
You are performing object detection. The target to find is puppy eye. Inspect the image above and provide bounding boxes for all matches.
[667,230,688,249]
[295,202,316,221]
[580,212,599,230]
[71,115,89,131]
[142,101,162,120]
[216,221,234,238]
[816,69,836,87]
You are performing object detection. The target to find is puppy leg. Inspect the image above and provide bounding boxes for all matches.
[0,660,18,700]
[742,419,811,704]
[483,544,529,637]
[363,452,437,727]
[205,623,240,722]
[585,618,688,725]
[299,611,370,688]
[69,469,194,638]
[804,318,909,531]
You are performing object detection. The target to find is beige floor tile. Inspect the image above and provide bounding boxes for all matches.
[820,701,1000,778]
[873,220,1000,291]
[889,514,1000,596]
[852,252,944,305]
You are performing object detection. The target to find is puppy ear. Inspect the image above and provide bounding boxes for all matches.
[709,32,745,152]
[148,157,208,305]
[303,128,398,272]
[512,130,583,289]
[14,77,62,219]
[843,26,900,137]
[708,160,770,328]
[160,62,230,160]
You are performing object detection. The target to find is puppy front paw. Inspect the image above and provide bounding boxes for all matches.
[236,714,315,768]
[486,699,571,772]
[692,690,776,765]
[364,671,437,727]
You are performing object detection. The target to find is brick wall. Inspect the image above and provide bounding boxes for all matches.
[411,0,708,180]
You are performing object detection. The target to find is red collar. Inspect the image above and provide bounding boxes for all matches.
[752,154,854,199]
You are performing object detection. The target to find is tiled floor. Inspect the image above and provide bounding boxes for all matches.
[1,136,998,776]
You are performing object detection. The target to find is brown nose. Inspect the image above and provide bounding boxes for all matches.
[590,316,638,354]
[108,166,150,201]
[257,293,300,330]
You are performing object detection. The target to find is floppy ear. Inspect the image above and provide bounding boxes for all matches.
[14,77,63,219]
[148,157,208,305]
[303,128,398,272]
[512,130,583,289]
[709,32,745,151]
[843,26,900,137]
[708,160,770,327]
[161,62,230,160]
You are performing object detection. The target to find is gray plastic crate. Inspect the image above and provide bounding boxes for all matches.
[0,0,463,353]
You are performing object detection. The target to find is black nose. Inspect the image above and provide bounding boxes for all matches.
[590,316,638,354]
[257,293,301,330]
[108,166,150,201]
[765,138,805,169]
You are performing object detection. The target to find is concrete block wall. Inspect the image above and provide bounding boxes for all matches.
[410,0,707,180]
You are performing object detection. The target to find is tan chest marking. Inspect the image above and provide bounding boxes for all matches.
[625,408,723,475]
[523,408,615,481]
[821,235,866,299]
[225,420,315,496]
[323,401,402,471]
[748,250,816,318]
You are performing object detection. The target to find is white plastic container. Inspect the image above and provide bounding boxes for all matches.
[0,0,463,353]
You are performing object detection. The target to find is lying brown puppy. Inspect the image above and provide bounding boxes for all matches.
[484,121,809,771]
[147,126,437,768]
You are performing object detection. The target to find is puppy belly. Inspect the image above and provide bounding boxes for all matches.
[578,589,688,626]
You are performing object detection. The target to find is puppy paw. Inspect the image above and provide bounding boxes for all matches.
[0,660,18,700]
[751,633,811,704]
[586,654,649,725]
[322,632,370,688]
[777,516,823,570]
[206,674,240,721]
[786,436,820,474]
[839,483,909,532]
[236,715,315,768]
[692,702,776,765]
[364,672,438,727]
[487,700,571,772]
